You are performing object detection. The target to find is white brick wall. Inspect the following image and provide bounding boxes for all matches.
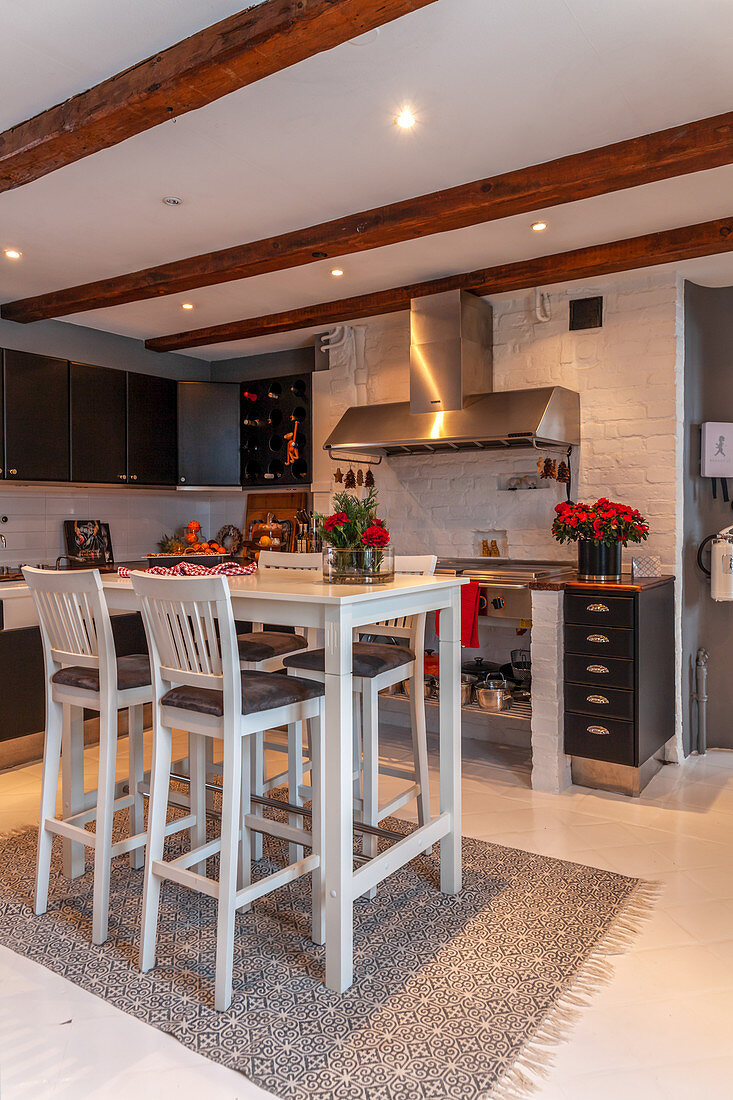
[314,272,682,572]
[530,590,571,792]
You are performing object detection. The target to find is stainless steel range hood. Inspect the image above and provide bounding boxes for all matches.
[324,289,580,457]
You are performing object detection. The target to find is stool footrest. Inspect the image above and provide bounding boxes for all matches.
[44,817,95,849]
[235,853,318,910]
[378,783,420,818]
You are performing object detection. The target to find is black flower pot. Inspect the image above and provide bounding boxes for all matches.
[577,539,622,582]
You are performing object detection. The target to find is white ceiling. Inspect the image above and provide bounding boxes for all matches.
[1,0,732,360]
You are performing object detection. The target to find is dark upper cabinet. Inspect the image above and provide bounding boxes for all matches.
[3,349,70,481]
[70,362,127,484]
[127,372,178,485]
[177,382,240,486]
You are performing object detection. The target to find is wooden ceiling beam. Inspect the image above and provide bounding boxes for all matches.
[4,111,733,323]
[0,0,437,195]
[144,216,733,350]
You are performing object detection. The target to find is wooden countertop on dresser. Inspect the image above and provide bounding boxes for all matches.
[529,572,674,592]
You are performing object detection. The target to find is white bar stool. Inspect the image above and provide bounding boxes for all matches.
[23,566,152,945]
[236,550,321,858]
[132,571,325,1012]
[282,554,437,893]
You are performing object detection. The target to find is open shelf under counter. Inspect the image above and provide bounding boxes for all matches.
[379,690,532,749]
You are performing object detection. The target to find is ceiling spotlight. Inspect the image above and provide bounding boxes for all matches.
[181,302,194,310]
[162,196,183,206]
[531,221,548,232]
[395,107,416,129]
[330,268,344,278]
[3,248,22,260]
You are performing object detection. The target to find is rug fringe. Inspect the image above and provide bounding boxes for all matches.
[485,879,661,1100]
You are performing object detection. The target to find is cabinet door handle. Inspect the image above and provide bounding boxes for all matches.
[180,476,186,483]
[9,469,17,476]
[586,603,610,613]
[586,693,610,705]
[130,474,138,481]
[118,474,126,480]
[586,664,609,675]
[586,633,610,644]
[587,725,610,736]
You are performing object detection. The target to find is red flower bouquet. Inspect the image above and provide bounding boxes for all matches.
[552,498,649,548]
[318,489,394,583]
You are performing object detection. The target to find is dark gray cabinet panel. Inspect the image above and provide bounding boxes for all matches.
[3,350,70,481]
[70,362,127,484]
[127,372,178,485]
[177,382,240,486]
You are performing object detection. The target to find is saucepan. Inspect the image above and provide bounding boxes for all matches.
[475,677,513,712]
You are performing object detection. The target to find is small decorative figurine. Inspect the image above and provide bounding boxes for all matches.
[542,457,557,479]
[356,468,364,486]
[364,466,375,488]
[284,417,299,466]
[537,456,544,476]
[557,459,570,483]
[334,467,344,484]
[345,467,356,489]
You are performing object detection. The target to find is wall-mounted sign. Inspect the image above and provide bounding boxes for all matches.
[701,422,733,478]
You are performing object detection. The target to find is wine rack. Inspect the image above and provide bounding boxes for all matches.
[240,373,312,488]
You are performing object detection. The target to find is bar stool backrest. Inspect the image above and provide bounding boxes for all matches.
[364,554,437,648]
[258,550,321,571]
[23,566,115,678]
[131,572,241,719]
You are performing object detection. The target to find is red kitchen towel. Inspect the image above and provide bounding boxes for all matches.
[117,561,257,579]
[435,579,480,648]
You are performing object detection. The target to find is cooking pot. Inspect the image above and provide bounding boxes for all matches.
[475,680,513,712]
[461,656,501,682]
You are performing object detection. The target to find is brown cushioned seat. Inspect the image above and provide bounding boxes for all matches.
[51,654,151,693]
[282,642,414,678]
[237,631,308,662]
[161,669,324,718]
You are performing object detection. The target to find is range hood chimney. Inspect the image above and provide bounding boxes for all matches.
[409,289,493,412]
[324,290,580,457]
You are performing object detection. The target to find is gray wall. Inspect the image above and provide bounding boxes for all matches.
[0,316,209,380]
[683,281,733,751]
[211,346,314,382]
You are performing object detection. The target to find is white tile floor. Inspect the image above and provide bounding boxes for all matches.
[1,728,732,1100]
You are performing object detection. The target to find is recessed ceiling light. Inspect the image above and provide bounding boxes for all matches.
[181,302,194,310]
[330,268,344,278]
[3,248,22,260]
[531,221,548,232]
[162,196,183,206]
[395,107,416,129]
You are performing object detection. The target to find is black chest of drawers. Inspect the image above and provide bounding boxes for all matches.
[563,579,674,768]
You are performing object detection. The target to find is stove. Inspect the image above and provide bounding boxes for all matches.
[436,557,573,619]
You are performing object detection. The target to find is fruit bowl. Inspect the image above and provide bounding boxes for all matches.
[147,553,232,568]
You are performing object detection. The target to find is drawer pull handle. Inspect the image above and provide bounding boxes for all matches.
[586,633,610,644]
[586,664,609,674]
[587,725,610,736]
[586,602,610,613]
[586,694,610,705]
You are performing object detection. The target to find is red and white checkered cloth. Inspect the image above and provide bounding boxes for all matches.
[117,561,257,579]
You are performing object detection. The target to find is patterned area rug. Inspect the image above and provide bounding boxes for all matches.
[0,816,657,1100]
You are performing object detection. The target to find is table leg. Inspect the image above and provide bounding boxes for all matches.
[323,607,354,993]
[62,705,85,880]
[438,588,462,894]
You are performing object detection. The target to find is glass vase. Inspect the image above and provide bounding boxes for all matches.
[322,546,395,584]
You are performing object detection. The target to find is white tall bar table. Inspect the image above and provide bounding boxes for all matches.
[102,569,466,993]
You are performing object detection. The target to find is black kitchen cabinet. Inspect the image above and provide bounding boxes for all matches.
[3,349,70,481]
[178,381,240,486]
[127,372,178,485]
[70,362,127,484]
[563,579,675,770]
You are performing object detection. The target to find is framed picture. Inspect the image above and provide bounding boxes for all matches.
[63,519,114,565]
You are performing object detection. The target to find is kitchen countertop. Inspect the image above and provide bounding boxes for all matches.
[529,572,674,592]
